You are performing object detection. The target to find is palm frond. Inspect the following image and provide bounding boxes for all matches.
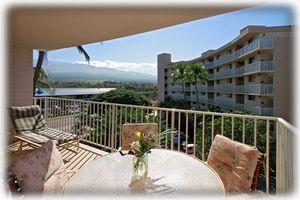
[77,46,90,64]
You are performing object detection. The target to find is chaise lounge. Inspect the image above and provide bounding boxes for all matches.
[8,105,79,154]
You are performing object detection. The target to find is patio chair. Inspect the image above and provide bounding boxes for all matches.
[8,140,73,194]
[8,105,79,154]
[120,123,158,150]
[207,134,260,193]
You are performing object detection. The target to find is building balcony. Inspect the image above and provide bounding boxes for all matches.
[213,99,235,109]
[205,37,273,69]
[235,61,274,76]
[235,84,273,95]
[214,85,235,93]
[244,105,274,116]
[214,69,235,79]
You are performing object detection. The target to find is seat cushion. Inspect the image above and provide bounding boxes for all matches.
[19,131,50,144]
[8,105,46,132]
[207,134,259,193]
[37,127,78,145]
[10,140,68,193]
[121,123,158,150]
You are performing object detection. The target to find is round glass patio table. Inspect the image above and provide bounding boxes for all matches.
[66,149,225,196]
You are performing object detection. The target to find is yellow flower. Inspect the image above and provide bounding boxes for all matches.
[135,131,142,138]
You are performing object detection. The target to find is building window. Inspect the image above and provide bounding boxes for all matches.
[228,78,232,84]
[216,55,220,60]
[164,91,168,95]
[248,75,256,82]
[248,95,255,101]
[216,67,220,72]
[192,82,195,85]
[192,92,196,95]
[172,91,175,94]
[228,64,232,69]
[164,76,168,80]
[227,93,232,98]
[216,93,220,97]
[164,83,168,87]
[249,57,255,64]
[171,83,174,86]
[228,49,232,54]
[216,80,220,84]
[164,69,168,73]
[201,92,205,96]
[248,37,254,44]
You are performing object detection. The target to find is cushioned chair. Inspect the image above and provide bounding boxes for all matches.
[121,123,158,150]
[9,140,69,194]
[207,134,259,193]
[8,105,79,154]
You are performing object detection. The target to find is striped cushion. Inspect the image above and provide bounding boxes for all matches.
[8,105,46,132]
[37,127,78,145]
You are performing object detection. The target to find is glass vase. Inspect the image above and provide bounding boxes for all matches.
[132,153,148,180]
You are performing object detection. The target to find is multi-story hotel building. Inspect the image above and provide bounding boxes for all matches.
[158,25,293,122]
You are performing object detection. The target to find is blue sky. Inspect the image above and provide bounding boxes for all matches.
[33,5,293,75]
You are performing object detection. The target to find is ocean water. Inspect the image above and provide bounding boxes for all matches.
[35,88,116,96]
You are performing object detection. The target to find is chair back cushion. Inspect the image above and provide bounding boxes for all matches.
[8,105,47,133]
[207,134,259,193]
[121,123,158,150]
[10,140,68,194]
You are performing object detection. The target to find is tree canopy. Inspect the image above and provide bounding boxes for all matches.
[91,87,151,106]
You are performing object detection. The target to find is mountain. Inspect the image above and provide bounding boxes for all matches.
[35,61,157,83]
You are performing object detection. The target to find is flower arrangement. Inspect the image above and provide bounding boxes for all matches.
[119,131,157,176]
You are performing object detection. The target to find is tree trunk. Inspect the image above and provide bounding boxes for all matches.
[194,77,200,110]
[33,51,45,96]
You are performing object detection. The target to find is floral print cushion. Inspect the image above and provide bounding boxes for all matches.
[10,140,68,193]
[207,134,259,193]
[121,123,158,150]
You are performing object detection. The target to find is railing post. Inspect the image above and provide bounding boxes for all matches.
[276,119,294,194]
[44,98,48,120]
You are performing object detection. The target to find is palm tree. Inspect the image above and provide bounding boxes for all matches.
[33,46,90,95]
[171,64,190,101]
[186,62,208,110]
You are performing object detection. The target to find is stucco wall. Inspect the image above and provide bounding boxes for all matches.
[8,45,33,107]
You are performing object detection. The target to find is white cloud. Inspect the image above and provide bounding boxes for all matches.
[76,60,157,75]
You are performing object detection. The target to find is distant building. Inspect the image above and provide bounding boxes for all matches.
[158,25,293,122]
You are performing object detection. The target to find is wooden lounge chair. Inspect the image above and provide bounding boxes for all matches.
[207,134,260,193]
[8,105,79,154]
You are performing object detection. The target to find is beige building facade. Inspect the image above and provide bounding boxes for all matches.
[158,25,293,123]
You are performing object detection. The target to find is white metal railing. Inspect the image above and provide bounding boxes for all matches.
[205,37,273,69]
[33,97,295,194]
[214,85,235,93]
[235,61,274,76]
[214,69,235,79]
[235,84,273,94]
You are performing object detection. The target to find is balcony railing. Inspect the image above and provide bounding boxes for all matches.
[235,84,273,94]
[34,97,294,194]
[235,61,274,76]
[205,37,273,69]
[214,85,235,93]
